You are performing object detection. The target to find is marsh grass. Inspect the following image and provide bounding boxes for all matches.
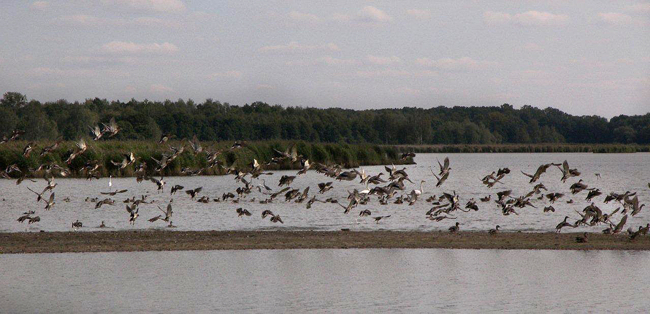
[0,140,407,178]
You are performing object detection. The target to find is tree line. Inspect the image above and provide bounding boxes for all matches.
[1,92,649,144]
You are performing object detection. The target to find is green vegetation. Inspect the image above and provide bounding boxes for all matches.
[0,140,405,177]
[2,92,649,145]
[395,144,650,153]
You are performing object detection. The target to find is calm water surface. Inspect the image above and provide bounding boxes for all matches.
[1,153,648,233]
[2,249,650,313]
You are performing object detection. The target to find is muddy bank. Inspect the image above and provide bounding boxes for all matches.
[1,230,649,254]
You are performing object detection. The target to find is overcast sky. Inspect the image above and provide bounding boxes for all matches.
[0,1,648,118]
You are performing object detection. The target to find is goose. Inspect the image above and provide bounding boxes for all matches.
[185,187,203,199]
[543,206,555,213]
[95,198,115,209]
[336,171,357,181]
[437,157,451,176]
[448,222,460,233]
[373,215,390,223]
[156,200,173,222]
[150,177,165,191]
[270,214,284,223]
[295,187,310,203]
[170,185,184,195]
[42,176,57,194]
[158,133,174,144]
[99,221,106,228]
[17,214,32,223]
[44,193,55,210]
[546,192,564,203]
[278,175,296,187]
[488,225,500,235]
[189,135,202,154]
[367,173,387,185]
[111,152,136,169]
[297,159,311,175]
[72,220,83,229]
[102,117,120,137]
[236,208,252,217]
[26,187,45,202]
[431,169,449,187]
[555,216,574,233]
[521,163,559,183]
[65,138,87,164]
[400,152,415,160]
[126,204,139,225]
[101,189,128,196]
[261,210,274,219]
[359,209,372,217]
[40,139,62,157]
[28,216,40,224]
[89,125,103,140]
[557,160,580,183]
[570,180,588,194]
[426,215,456,222]
[480,195,491,202]
[22,142,34,157]
[259,179,272,192]
[585,188,602,201]
[611,215,628,234]
[463,199,479,212]
[628,196,645,216]
[575,232,588,243]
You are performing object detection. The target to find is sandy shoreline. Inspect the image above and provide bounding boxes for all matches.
[1,230,649,254]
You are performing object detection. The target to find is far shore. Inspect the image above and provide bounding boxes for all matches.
[1,230,649,254]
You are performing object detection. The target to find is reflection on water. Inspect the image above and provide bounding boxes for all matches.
[0,153,648,233]
[2,249,650,313]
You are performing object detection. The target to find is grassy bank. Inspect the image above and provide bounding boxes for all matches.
[0,140,407,178]
[1,230,648,254]
[394,143,650,153]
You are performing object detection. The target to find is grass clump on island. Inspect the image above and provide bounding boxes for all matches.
[0,140,407,178]
[394,143,650,153]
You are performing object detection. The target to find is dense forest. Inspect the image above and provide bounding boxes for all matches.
[1,92,649,144]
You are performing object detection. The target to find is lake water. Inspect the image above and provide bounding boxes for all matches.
[2,248,650,313]
[1,153,648,233]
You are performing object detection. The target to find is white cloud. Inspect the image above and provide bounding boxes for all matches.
[150,84,174,93]
[102,41,179,54]
[101,0,186,13]
[416,57,497,70]
[406,9,431,19]
[334,6,392,23]
[367,55,401,65]
[596,12,645,26]
[288,11,320,23]
[259,41,339,54]
[211,71,243,79]
[484,11,569,26]
[358,6,392,22]
[318,56,357,65]
[513,11,569,26]
[31,1,48,10]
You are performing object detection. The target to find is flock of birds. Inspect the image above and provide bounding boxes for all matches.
[2,119,650,243]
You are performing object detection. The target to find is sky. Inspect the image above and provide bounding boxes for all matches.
[0,1,648,118]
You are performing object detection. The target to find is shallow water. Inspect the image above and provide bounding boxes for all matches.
[0,153,648,233]
[2,249,650,313]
